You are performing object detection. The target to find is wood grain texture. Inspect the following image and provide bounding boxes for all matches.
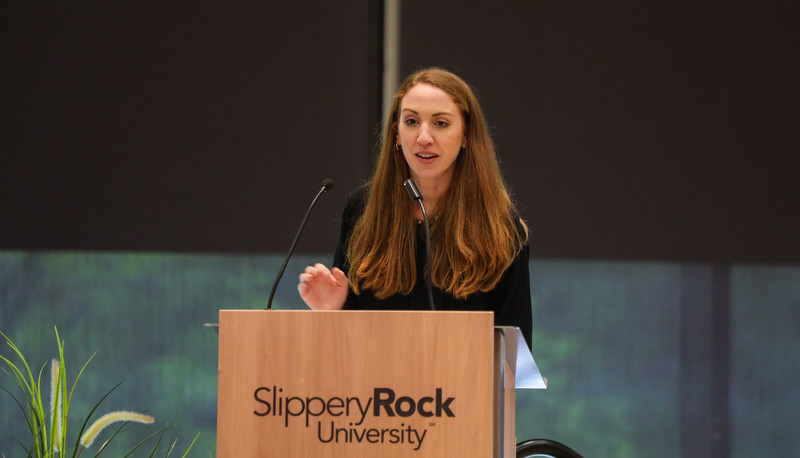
[217,309,495,457]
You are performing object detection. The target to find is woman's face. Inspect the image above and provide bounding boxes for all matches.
[396,83,467,189]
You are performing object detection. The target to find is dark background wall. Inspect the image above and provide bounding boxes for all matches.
[1,2,380,255]
[400,0,799,263]
[2,1,798,263]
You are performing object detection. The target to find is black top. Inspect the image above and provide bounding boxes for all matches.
[332,185,533,349]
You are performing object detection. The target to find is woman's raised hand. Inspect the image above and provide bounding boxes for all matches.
[297,263,348,310]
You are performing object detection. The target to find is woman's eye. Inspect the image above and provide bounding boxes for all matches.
[403,118,418,126]
[435,120,450,128]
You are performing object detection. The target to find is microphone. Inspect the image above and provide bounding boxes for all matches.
[266,179,334,310]
[403,178,435,311]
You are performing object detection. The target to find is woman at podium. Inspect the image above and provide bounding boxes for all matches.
[298,67,532,348]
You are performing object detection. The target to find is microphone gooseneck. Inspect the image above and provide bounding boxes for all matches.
[266,179,334,310]
[403,178,436,311]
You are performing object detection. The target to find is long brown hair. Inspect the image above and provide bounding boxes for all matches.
[347,67,528,299]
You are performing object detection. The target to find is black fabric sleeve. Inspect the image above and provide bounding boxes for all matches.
[332,186,367,310]
[489,240,533,350]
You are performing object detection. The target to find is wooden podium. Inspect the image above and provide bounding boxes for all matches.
[214,309,545,457]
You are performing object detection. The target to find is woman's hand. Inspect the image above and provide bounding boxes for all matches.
[297,263,348,310]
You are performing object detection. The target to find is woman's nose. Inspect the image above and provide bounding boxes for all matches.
[417,124,434,145]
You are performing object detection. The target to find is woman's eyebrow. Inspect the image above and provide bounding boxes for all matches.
[401,108,455,117]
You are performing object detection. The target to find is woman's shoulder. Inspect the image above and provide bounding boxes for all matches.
[348,183,369,204]
[342,182,371,223]
[345,183,370,210]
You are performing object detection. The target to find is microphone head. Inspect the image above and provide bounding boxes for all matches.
[404,178,423,201]
[321,178,334,190]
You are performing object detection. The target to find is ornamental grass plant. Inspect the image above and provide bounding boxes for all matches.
[0,327,198,457]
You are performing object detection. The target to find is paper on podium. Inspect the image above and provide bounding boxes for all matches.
[495,326,547,389]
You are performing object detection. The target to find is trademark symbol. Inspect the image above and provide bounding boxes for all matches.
[429,422,436,427]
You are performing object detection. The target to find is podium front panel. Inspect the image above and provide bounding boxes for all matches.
[217,309,495,457]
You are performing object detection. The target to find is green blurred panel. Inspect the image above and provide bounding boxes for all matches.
[2,253,799,456]
[518,260,681,457]
[730,265,800,456]
[0,251,318,456]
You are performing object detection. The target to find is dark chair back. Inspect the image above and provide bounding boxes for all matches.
[516,438,583,458]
